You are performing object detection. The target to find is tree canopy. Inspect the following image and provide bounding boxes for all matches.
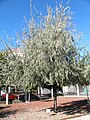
[0,2,89,91]
[21,3,83,89]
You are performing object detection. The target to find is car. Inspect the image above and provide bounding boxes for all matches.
[1,89,16,101]
[18,93,40,102]
[1,93,16,101]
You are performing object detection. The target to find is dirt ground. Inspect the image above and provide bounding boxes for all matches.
[0,97,90,120]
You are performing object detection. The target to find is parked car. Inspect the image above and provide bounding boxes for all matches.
[1,90,16,101]
[18,93,40,102]
[1,93,16,101]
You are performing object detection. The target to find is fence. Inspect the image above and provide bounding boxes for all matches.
[63,84,90,96]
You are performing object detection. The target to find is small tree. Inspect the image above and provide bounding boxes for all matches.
[0,44,24,104]
[22,2,83,112]
[0,50,13,104]
[0,52,7,86]
[81,53,90,103]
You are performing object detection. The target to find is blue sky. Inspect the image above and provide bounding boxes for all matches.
[0,0,90,51]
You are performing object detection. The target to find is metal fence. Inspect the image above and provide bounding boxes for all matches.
[63,85,90,96]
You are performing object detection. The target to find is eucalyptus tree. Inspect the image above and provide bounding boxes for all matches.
[22,2,83,112]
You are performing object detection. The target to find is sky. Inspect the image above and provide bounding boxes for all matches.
[0,0,90,51]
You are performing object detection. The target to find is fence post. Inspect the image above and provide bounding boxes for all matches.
[51,87,53,99]
[6,85,9,105]
[76,84,79,96]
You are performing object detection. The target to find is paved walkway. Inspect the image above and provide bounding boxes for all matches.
[68,114,90,120]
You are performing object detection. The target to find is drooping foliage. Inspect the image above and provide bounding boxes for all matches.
[0,1,89,110]
[20,3,85,111]
[0,2,87,91]
[22,3,82,88]
[0,49,24,87]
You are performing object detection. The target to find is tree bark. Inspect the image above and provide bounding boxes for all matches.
[38,86,41,99]
[53,92,57,112]
[28,90,31,102]
[25,91,28,102]
[53,81,57,112]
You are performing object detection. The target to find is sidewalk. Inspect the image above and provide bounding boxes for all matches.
[67,114,90,120]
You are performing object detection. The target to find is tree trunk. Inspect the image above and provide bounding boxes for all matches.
[38,86,41,99]
[53,81,57,112]
[25,91,28,102]
[28,90,31,102]
[54,92,57,112]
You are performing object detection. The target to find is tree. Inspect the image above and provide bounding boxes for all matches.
[78,53,90,103]
[22,3,83,112]
[0,46,24,104]
[0,51,12,104]
[83,54,90,84]
[0,52,7,100]
[0,52,6,86]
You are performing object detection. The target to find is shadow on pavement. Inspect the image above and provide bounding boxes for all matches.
[0,106,10,110]
[48,99,90,115]
[58,99,90,114]
[0,109,18,118]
